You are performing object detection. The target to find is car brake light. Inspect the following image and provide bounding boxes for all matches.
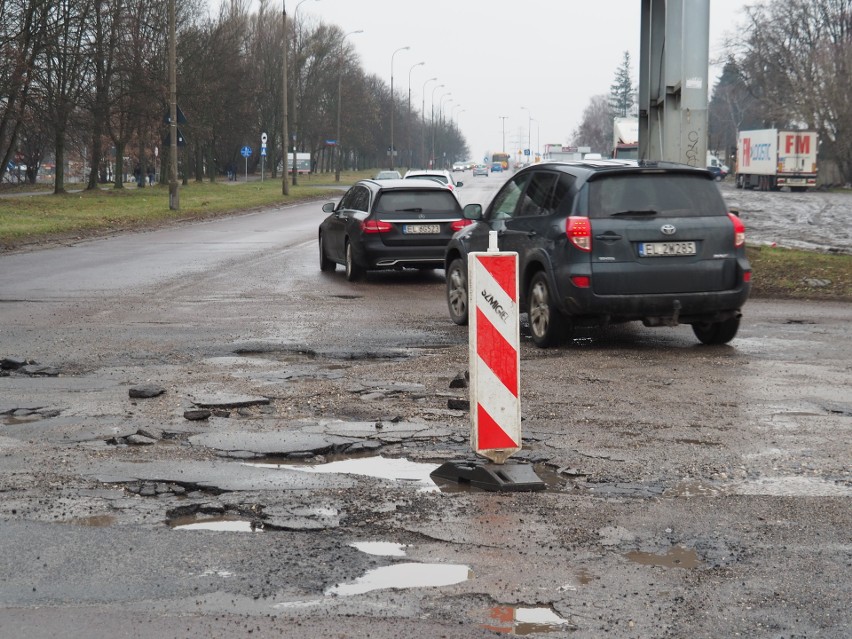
[361,220,393,234]
[728,212,746,247]
[571,275,591,288]
[566,216,592,251]
[743,271,752,283]
[451,219,473,232]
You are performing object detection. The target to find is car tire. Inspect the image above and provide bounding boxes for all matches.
[527,271,566,348]
[692,316,740,345]
[344,241,363,282]
[319,234,336,272]
[446,258,469,325]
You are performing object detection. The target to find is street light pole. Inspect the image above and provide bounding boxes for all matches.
[407,61,424,171]
[437,92,451,169]
[429,83,444,168]
[521,106,532,165]
[389,45,410,170]
[421,77,437,168]
[498,116,508,153]
[291,0,318,187]
[335,29,363,183]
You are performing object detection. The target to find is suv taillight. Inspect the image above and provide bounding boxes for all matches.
[728,212,745,247]
[566,216,592,251]
[361,220,393,234]
[451,219,473,232]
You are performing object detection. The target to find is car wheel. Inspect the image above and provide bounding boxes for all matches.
[692,316,740,345]
[344,241,363,282]
[527,271,566,348]
[446,258,469,325]
[319,234,336,272]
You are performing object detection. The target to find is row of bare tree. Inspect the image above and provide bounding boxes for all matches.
[0,0,468,192]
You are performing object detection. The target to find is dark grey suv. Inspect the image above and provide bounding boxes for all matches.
[444,160,751,347]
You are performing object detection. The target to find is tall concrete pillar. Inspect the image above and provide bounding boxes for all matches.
[638,0,710,166]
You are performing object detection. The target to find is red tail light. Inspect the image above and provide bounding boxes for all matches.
[571,275,591,288]
[566,216,592,251]
[361,220,393,234]
[451,219,473,232]
[728,212,746,247]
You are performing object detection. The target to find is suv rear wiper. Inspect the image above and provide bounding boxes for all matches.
[610,209,658,216]
[395,207,423,212]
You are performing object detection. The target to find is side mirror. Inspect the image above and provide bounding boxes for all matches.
[463,203,483,221]
[456,181,464,187]
[322,202,335,213]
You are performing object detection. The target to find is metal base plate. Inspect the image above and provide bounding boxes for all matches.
[430,459,546,492]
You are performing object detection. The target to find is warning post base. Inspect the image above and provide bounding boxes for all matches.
[430,459,545,492]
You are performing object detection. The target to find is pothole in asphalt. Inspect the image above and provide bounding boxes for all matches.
[324,562,470,596]
[350,541,408,557]
[480,605,572,635]
[244,456,441,491]
[169,515,263,532]
[664,480,721,497]
[625,545,702,569]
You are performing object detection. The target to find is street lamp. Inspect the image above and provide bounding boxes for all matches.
[407,61,424,170]
[389,45,410,170]
[291,0,319,186]
[421,77,437,168]
[429,83,444,168]
[498,116,508,153]
[521,106,532,165]
[335,29,363,182]
[436,91,452,169]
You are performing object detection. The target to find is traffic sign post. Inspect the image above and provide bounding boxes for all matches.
[430,231,544,492]
[241,145,252,181]
[260,133,267,181]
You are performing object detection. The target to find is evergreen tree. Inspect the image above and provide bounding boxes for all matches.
[609,51,634,117]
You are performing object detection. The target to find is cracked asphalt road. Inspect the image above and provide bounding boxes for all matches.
[1,184,850,638]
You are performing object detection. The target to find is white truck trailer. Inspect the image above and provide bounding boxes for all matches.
[612,117,639,160]
[735,129,818,191]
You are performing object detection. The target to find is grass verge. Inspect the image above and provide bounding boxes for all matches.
[0,171,375,248]
[2,176,850,303]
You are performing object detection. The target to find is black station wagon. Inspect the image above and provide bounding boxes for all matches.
[444,160,751,347]
[319,178,468,281]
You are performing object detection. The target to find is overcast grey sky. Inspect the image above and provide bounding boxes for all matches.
[219,1,748,161]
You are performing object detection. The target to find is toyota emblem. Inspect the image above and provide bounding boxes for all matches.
[661,224,676,236]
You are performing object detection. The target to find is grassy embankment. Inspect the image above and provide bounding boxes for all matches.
[1,172,850,302]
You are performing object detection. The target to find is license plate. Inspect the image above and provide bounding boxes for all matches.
[403,224,441,234]
[639,241,697,257]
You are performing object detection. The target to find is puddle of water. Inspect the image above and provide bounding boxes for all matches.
[62,515,116,527]
[731,476,852,497]
[481,605,570,635]
[664,481,721,497]
[248,456,440,491]
[625,545,701,569]
[325,562,470,596]
[169,516,263,532]
[351,541,408,557]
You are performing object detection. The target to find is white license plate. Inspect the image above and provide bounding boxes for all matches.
[639,241,697,257]
[403,224,441,234]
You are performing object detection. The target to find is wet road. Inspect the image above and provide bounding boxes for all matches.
[0,174,850,638]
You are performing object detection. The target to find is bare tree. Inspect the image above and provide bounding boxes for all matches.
[0,0,50,183]
[737,0,852,181]
[571,95,612,154]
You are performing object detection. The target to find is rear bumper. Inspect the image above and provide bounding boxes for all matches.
[559,286,751,324]
[355,239,448,270]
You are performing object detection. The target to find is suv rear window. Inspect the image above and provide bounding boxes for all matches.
[587,174,726,218]
[374,190,459,214]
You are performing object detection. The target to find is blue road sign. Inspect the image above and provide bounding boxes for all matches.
[241,146,252,158]
[260,145,267,157]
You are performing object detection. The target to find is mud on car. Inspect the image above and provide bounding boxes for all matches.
[444,159,752,347]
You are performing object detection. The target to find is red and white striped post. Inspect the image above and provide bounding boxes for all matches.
[468,232,521,464]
